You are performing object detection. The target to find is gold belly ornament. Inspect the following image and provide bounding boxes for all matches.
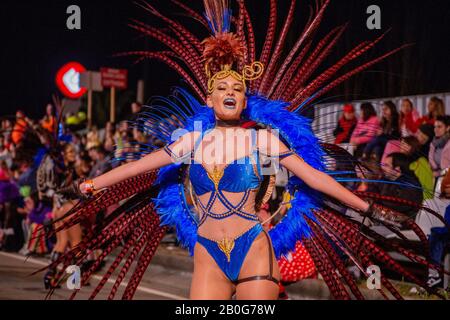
[217,237,235,262]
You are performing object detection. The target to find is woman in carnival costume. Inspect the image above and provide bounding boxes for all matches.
[44,0,448,300]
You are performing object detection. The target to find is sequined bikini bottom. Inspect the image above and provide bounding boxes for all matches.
[196,223,279,286]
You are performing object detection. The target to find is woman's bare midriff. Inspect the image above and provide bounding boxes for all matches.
[196,189,261,240]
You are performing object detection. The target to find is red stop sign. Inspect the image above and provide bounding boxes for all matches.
[55,62,87,99]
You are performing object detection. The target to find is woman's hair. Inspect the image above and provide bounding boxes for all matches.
[360,103,377,121]
[388,152,413,175]
[401,98,413,111]
[381,100,400,134]
[62,142,74,153]
[429,97,445,118]
[401,135,421,155]
[436,115,450,127]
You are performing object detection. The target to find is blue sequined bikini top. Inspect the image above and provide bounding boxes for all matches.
[189,130,262,196]
[188,129,262,225]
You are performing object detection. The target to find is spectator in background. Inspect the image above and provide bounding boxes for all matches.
[363,101,400,161]
[427,206,450,288]
[1,119,13,147]
[88,146,112,178]
[114,121,133,161]
[399,99,420,136]
[414,97,445,131]
[86,126,101,150]
[380,153,423,217]
[399,136,435,200]
[129,102,143,122]
[350,102,380,158]
[429,116,450,178]
[40,104,56,134]
[0,135,12,168]
[20,192,52,255]
[0,161,24,252]
[104,121,116,152]
[441,170,450,199]
[16,158,37,193]
[75,154,93,180]
[11,110,30,146]
[333,104,357,144]
[416,123,435,157]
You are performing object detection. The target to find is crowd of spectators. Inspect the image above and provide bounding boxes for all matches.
[333,97,450,287]
[0,101,168,256]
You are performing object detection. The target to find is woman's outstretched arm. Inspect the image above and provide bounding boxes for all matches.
[81,131,199,192]
[258,130,370,212]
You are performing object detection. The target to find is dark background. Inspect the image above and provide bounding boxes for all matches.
[1,0,449,123]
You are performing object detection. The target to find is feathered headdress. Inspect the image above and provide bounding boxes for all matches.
[202,0,264,93]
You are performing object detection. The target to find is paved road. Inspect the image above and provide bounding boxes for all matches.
[0,251,191,300]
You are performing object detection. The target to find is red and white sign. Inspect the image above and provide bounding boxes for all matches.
[100,67,128,89]
[56,62,87,99]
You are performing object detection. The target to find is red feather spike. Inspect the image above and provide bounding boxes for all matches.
[170,0,209,29]
[244,6,256,65]
[316,209,446,299]
[34,194,152,282]
[236,1,248,72]
[292,43,410,109]
[356,221,450,277]
[354,191,450,230]
[258,0,297,94]
[129,22,204,86]
[128,22,206,90]
[69,210,153,300]
[314,212,394,299]
[50,211,141,300]
[275,24,345,100]
[121,226,168,300]
[107,215,156,300]
[266,0,331,97]
[168,25,205,83]
[306,217,366,299]
[90,211,158,300]
[203,0,230,35]
[292,34,404,108]
[136,1,203,53]
[292,34,383,104]
[119,51,206,102]
[255,0,277,89]
[315,211,403,300]
[273,40,313,99]
[50,172,158,235]
[303,238,346,299]
[282,24,347,100]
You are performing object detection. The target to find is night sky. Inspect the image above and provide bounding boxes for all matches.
[1,0,450,122]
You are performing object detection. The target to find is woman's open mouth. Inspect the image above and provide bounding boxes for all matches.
[223,98,237,109]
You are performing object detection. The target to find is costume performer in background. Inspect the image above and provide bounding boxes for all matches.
[40,0,449,300]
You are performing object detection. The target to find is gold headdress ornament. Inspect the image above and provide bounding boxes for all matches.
[202,0,264,94]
